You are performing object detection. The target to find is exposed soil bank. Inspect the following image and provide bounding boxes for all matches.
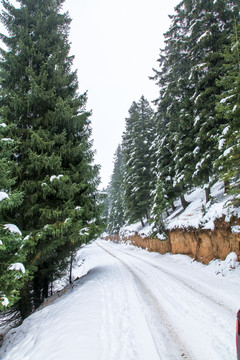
[105,218,240,264]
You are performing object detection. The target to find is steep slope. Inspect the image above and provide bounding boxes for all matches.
[113,182,240,263]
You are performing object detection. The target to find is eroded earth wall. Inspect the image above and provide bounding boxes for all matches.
[105,219,240,264]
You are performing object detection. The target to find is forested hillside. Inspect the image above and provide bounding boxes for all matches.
[107,0,240,236]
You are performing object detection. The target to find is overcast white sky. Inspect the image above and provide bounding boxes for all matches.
[62,0,180,189]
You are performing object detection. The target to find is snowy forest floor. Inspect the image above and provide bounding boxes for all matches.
[0,240,239,360]
[118,182,240,240]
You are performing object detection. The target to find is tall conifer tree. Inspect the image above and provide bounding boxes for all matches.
[152,0,240,210]
[215,21,240,201]
[188,0,240,201]
[151,0,194,211]
[122,96,155,225]
[107,145,126,234]
[0,122,27,311]
[0,0,102,318]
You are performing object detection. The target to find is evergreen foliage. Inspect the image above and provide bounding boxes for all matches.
[0,122,28,310]
[122,96,155,226]
[107,96,155,230]
[151,0,196,215]
[107,145,126,234]
[215,21,240,203]
[187,0,240,199]
[99,188,109,226]
[0,0,103,318]
[151,0,240,221]
[107,0,240,236]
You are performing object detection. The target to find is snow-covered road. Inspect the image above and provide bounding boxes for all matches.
[1,240,239,360]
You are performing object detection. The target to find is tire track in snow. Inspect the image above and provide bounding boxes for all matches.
[98,241,237,359]
[96,241,195,360]
[98,258,137,360]
[104,242,236,317]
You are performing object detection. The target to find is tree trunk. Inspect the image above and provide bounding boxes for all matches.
[224,180,230,194]
[50,281,53,296]
[18,282,32,320]
[171,203,176,212]
[42,276,49,300]
[33,273,41,310]
[205,187,210,203]
[180,194,189,210]
[140,218,144,227]
[146,209,150,221]
[69,253,73,284]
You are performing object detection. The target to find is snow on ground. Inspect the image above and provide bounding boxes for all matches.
[0,240,239,360]
[120,182,240,238]
[166,182,240,230]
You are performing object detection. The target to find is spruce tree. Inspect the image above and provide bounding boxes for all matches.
[186,0,240,201]
[0,122,28,310]
[151,1,194,212]
[152,0,240,209]
[215,20,240,202]
[122,96,155,226]
[0,0,102,318]
[107,145,126,234]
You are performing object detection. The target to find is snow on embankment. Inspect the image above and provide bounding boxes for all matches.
[107,182,240,264]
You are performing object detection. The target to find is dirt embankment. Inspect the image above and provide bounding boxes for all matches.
[105,218,240,264]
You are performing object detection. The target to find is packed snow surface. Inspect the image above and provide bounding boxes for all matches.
[1,240,239,360]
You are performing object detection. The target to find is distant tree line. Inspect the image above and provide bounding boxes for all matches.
[107,0,240,235]
[0,0,104,321]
